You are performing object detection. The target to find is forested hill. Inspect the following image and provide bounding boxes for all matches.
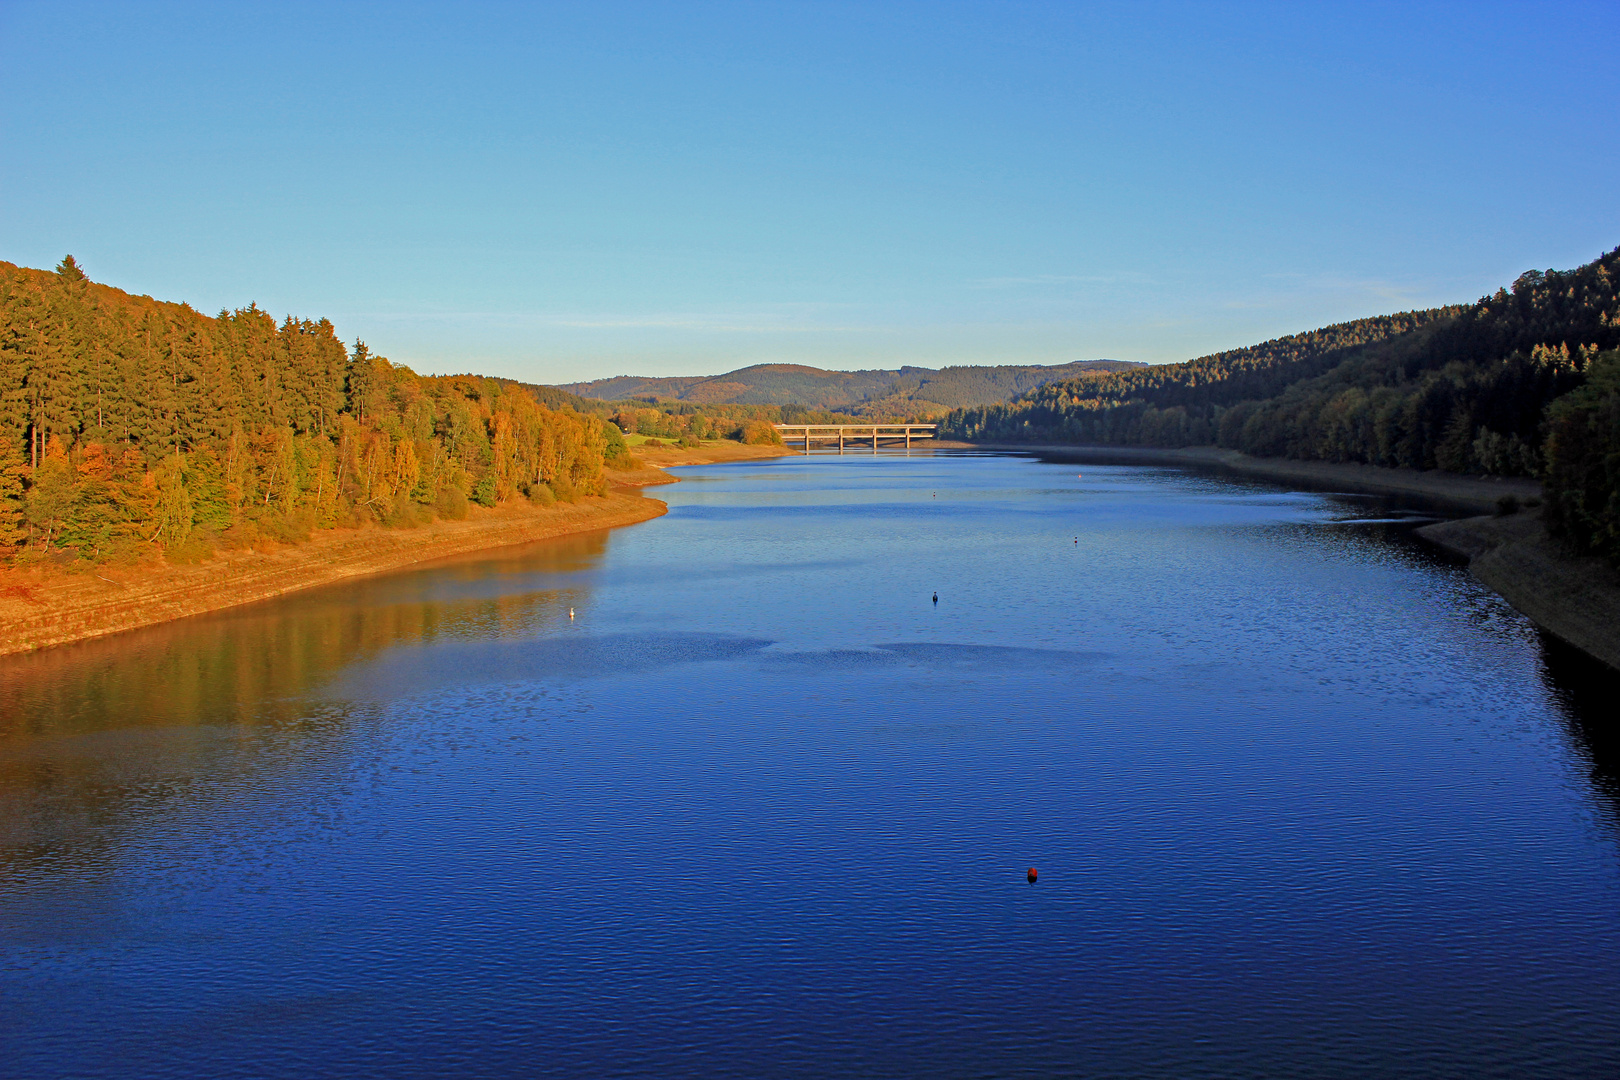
[560,359,1143,414]
[0,257,617,566]
[942,245,1620,561]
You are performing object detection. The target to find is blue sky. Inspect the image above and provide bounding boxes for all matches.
[3,1,1617,383]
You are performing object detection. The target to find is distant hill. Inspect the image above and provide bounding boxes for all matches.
[558,360,1143,414]
[495,378,599,413]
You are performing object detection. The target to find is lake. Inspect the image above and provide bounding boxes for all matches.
[2,450,1617,1079]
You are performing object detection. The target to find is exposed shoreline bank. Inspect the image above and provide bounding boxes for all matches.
[10,435,1610,674]
[957,440,1618,671]
[957,442,1541,515]
[0,439,794,658]
[1417,512,1620,672]
[0,490,667,657]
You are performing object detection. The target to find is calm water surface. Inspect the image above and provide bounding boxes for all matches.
[2,451,1617,1079]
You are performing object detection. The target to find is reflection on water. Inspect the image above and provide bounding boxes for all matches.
[0,532,611,871]
[1,452,1618,1080]
[1,530,613,735]
[1538,632,1620,822]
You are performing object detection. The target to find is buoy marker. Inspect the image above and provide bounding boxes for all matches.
[1027,867,1038,884]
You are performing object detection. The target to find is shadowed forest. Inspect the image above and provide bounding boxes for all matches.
[941,248,1620,563]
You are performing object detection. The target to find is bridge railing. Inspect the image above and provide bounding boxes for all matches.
[770,424,938,452]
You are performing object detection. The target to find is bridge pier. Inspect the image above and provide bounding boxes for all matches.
[774,423,937,455]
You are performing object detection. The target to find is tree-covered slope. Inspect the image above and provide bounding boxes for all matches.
[560,359,1142,413]
[942,245,1620,559]
[0,258,617,565]
[1543,347,1620,562]
[944,248,1620,468]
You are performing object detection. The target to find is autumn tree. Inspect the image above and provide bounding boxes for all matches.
[0,257,619,567]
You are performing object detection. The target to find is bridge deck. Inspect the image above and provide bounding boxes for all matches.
[772,424,938,452]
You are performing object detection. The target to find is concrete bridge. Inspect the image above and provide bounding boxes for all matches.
[772,424,937,452]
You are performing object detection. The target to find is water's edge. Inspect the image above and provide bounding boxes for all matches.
[4,450,1617,1080]
[1420,512,1620,672]
[0,492,666,657]
[962,442,1620,672]
[961,442,1540,513]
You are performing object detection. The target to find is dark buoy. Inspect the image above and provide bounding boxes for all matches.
[932,591,938,604]
[1027,867,1038,884]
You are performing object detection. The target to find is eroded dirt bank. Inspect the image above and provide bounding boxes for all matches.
[0,439,797,657]
[604,440,796,486]
[1419,512,1620,672]
[964,441,1620,670]
[965,443,1541,514]
[0,491,666,657]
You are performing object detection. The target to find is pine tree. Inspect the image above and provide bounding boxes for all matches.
[0,437,26,549]
[0,257,621,566]
[55,255,87,284]
[25,436,77,547]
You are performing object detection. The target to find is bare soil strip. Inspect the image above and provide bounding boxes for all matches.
[604,440,798,486]
[0,491,666,657]
[961,443,1541,514]
[627,441,797,470]
[1419,513,1620,672]
[0,440,791,658]
[13,437,1607,672]
[963,441,1620,669]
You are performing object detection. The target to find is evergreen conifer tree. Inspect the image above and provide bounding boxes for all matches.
[0,438,26,549]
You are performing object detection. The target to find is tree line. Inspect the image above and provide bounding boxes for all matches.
[0,257,619,566]
[504,377,893,442]
[940,246,1620,561]
[603,400,872,445]
[560,360,1141,416]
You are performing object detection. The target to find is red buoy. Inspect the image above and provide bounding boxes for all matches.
[1027,867,1038,884]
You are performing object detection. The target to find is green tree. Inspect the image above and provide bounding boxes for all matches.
[1544,349,1620,563]
[0,438,25,548]
[0,257,617,566]
[25,438,77,546]
[152,458,194,547]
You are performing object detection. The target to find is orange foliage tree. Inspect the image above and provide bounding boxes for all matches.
[0,257,613,566]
